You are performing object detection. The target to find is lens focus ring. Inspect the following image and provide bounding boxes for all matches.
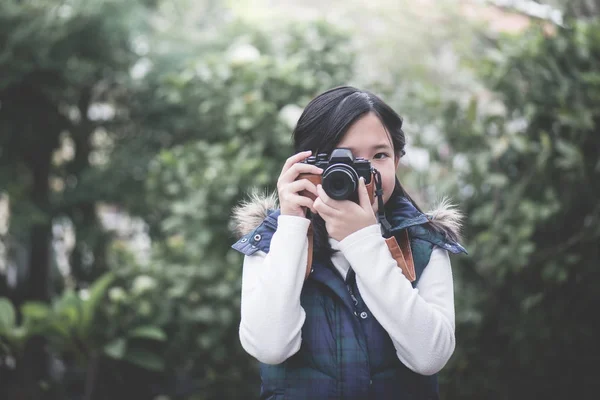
[322,165,358,200]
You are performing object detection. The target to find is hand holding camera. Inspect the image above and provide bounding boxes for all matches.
[314,176,378,242]
[296,148,377,241]
[277,150,323,218]
[277,148,378,240]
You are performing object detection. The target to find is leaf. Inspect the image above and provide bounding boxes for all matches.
[103,338,127,360]
[185,306,216,323]
[127,326,167,341]
[21,302,51,325]
[467,96,478,123]
[555,139,583,171]
[57,296,81,327]
[123,348,165,371]
[80,273,115,337]
[11,326,28,343]
[0,298,16,334]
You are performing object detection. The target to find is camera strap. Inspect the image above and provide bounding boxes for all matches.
[373,168,416,282]
[373,169,392,238]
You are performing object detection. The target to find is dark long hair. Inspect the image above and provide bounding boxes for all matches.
[292,86,424,258]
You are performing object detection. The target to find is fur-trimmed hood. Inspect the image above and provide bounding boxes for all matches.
[231,190,464,243]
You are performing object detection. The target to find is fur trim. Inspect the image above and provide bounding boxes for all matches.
[231,189,279,238]
[425,197,464,243]
[231,191,464,242]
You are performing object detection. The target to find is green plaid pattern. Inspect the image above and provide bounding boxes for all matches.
[258,247,439,400]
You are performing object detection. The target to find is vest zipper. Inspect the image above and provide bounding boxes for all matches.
[346,270,373,392]
[347,285,359,306]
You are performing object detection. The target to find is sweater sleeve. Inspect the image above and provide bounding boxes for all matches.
[338,224,455,376]
[238,215,310,365]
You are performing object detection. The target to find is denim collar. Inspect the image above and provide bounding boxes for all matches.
[385,194,431,233]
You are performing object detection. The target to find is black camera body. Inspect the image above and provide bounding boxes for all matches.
[300,148,373,202]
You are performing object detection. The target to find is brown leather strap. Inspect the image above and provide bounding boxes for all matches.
[385,232,416,282]
[397,229,415,280]
[305,222,314,279]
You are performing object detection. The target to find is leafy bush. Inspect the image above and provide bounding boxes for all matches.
[0,1,355,397]
[431,18,600,399]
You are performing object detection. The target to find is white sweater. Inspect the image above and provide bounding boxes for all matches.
[239,215,455,376]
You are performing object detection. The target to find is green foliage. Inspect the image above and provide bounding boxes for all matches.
[0,298,22,353]
[1,1,355,397]
[429,18,600,399]
[125,17,356,399]
[0,298,15,332]
[0,0,156,293]
[0,271,167,375]
[112,18,354,229]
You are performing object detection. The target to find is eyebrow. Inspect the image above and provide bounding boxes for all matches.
[345,143,393,153]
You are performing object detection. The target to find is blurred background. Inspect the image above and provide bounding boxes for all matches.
[1,0,599,399]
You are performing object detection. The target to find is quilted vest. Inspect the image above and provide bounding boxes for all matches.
[232,195,467,400]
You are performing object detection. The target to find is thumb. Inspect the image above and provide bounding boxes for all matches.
[358,177,371,210]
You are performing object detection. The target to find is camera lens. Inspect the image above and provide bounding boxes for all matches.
[322,165,358,200]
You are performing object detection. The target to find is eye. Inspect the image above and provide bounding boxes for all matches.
[373,152,390,160]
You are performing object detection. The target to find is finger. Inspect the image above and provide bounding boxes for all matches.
[313,197,340,217]
[357,177,371,210]
[286,194,317,213]
[283,179,319,198]
[280,150,312,176]
[316,184,342,211]
[279,163,323,186]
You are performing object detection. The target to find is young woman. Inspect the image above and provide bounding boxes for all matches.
[231,86,467,400]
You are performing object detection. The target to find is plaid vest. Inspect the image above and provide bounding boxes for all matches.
[232,196,466,400]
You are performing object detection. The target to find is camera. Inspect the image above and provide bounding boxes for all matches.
[298,148,374,203]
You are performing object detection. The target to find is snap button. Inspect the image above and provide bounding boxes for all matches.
[253,234,261,241]
[360,311,368,319]
[240,237,248,243]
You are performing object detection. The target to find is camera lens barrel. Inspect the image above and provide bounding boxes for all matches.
[322,164,359,200]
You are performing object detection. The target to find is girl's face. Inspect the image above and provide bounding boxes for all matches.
[336,112,400,213]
